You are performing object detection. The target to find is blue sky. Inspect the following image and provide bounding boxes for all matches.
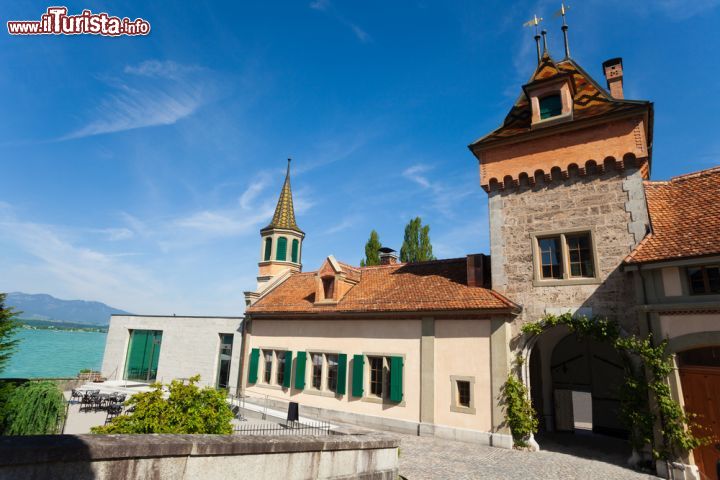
[1,0,718,315]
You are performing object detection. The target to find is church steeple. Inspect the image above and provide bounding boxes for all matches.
[245,159,306,306]
[262,159,302,234]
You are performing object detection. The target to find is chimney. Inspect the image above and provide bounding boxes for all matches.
[378,247,398,265]
[602,57,624,99]
[466,253,491,288]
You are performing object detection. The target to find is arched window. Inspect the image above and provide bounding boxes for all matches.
[263,237,272,261]
[276,237,288,261]
[539,94,562,119]
[291,239,299,263]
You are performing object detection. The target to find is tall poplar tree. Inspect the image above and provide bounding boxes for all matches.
[360,230,382,267]
[400,217,435,263]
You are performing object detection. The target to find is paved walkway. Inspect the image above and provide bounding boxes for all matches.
[397,433,660,480]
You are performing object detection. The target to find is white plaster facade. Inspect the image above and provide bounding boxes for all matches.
[101,315,243,394]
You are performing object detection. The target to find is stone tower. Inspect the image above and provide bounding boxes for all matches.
[468,50,653,333]
[244,159,304,306]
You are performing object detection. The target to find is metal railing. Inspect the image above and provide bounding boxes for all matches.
[233,420,332,436]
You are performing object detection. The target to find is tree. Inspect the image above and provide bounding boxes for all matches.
[0,293,20,374]
[3,381,66,435]
[400,217,435,263]
[360,230,382,267]
[92,375,234,434]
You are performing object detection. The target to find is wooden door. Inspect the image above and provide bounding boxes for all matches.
[680,366,720,480]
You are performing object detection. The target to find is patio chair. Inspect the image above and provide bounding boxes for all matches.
[70,389,83,404]
[104,404,123,425]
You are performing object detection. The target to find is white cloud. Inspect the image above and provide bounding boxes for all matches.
[402,164,433,188]
[60,60,214,140]
[308,0,371,43]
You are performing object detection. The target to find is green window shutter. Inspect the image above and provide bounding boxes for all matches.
[295,351,307,389]
[539,94,562,119]
[248,348,260,384]
[389,356,403,402]
[291,239,299,263]
[264,238,272,261]
[336,353,347,395]
[276,237,287,261]
[283,351,293,388]
[352,354,364,397]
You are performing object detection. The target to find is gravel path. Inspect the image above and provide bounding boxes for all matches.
[397,433,661,480]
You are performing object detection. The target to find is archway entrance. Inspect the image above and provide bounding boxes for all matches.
[528,330,630,462]
[678,346,720,480]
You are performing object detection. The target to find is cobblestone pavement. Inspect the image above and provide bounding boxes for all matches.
[398,433,661,480]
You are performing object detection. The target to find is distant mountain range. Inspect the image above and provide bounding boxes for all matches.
[5,292,131,326]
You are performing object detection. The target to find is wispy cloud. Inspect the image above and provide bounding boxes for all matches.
[309,0,371,43]
[60,60,215,140]
[402,164,432,188]
[323,215,360,235]
[401,163,476,216]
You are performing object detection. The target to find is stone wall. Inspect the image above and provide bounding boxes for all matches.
[0,433,399,480]
[488,168,649,338]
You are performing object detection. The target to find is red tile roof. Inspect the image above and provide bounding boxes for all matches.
[625,166,720,264]
[470,56,650,148]
[246,258,517,315]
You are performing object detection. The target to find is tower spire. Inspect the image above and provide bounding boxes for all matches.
[523,14,544,64]
[555,3,571,58]
[264,158,301,233]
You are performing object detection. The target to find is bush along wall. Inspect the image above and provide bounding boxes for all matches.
[502,313,708,462]
[3,381,65,435]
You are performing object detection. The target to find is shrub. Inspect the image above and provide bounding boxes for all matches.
[4,381,65,435]
[502,372,538,447]
[92,375,233,434]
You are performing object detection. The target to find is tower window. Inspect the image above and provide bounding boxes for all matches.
[539,94,562,119]
[276,236,287,261]
[291,239,299,263]
[538,236,563,279]
[264,237,272,261]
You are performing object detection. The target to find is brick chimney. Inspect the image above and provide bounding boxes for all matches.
[602,57,624,99]
[466,253,491,288]
[378,247,398,265]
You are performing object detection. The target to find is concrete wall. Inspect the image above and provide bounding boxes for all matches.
[0,433,399,480]
[488,169,647,337]
[101,315,243,393]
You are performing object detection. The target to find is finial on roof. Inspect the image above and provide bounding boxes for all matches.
[264,158,302,233]
[523,14,544,64]
[554,3,571,58]
[541,29,548,55]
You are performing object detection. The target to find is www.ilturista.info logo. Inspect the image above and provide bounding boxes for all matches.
[7,7,150,36]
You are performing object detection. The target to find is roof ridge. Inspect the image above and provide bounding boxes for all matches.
[669,165,720,182]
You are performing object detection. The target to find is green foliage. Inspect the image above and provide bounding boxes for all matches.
[502,372,538,447]
[399,217,435,263]
[521,314,710,460]
[0,293,21,374]
[360,230,382,267]
[4,381,65,435]
[92,375,233,434]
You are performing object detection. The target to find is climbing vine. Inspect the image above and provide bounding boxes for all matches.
[507,312,708,460]
[501,355,538,447]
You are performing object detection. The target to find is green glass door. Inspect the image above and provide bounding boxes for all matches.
[216,334,234,389]
[125,330,163,382]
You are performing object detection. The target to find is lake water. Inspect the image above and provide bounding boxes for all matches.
[1,328,107,378]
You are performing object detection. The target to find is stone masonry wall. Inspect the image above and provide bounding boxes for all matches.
[488,167,649,340]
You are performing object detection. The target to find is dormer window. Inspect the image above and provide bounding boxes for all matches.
[539,94,562,119]
[322,277,335,300]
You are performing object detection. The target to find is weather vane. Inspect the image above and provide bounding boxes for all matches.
[554,3,571,58]
[523,14,544,64]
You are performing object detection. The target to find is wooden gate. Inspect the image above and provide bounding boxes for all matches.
[680,366,720,480]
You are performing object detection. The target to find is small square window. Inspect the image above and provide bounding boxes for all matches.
[457,381,471,408]
[539,94,562,119]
